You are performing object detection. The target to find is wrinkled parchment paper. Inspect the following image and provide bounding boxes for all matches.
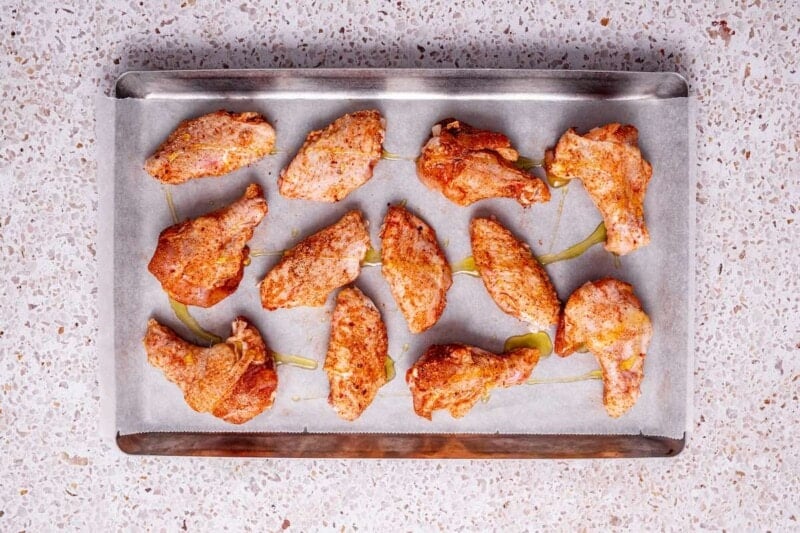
[98,83,691,439]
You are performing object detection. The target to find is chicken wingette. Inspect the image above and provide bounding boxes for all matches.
[145,110,276,184]
[470,217,560,329]
[279,110,385,202]
[379,205,451,333]
[325,286,388,421]
[259,210,370,310]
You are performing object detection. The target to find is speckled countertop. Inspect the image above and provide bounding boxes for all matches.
[1,1,798,530]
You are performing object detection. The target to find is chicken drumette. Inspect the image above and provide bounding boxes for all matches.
[325,286,388,421]
[555,278,652,418]
[416,119,550,207]
[470,217,560,330]
[407,344,539,420]
[148,183,268,308]
[545,123,652,255]
[143,317,278,424]
[380,205,452,333]
[259,210,370,310]
[145,110,276,184]
[279,110,385,202]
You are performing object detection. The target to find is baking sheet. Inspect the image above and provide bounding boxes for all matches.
[99,70,691,441]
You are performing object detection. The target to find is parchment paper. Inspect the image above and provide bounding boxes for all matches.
[98,89,691,439]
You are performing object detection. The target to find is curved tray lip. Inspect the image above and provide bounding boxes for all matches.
[117,431,686,459]
[115,68,689,99]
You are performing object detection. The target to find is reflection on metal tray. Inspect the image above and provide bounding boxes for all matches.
[102,69,692,458]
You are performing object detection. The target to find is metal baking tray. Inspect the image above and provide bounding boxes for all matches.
[100,69,691,458]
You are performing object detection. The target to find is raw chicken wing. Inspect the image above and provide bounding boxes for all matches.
[259,210,370,309]
[416,119,550,206]
[148,183,268,308]
[380,205,452,333]
[545,124,652,255]
[143,317,278,424]
[406,344,539,419]
[279,110,385,201]
[145,110,276,184]
[325,286,388,421]
[470,217,560,329]
[555,278,652,418]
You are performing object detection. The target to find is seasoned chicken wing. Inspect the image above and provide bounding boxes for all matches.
[145,110,276,184]
[555,278,652,418]
[406,344,539,420]
[143,317,278,424]
[279,110,385,202]
[259,210,370,309]
[416,119,551,207]
[148,183,268,308]
[470,217,560,329]
[380,205,452,333]
[545,124,652,255]
[325,286,388,421]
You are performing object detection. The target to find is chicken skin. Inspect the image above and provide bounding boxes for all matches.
[380,205,452,333]
[143,317,278,424]
[259,210,370,310]
[470,217,560,329]
[148,183,268,308]
[325,286,388,421]
[416,119,551,207]
[545,124,652,255]
[145,110,276,184]
[406,344,539,420]
[278,110,385,202]
[555,278,652,418]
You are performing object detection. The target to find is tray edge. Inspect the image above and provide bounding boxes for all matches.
[116,431,685,459]
[114,68,689,99]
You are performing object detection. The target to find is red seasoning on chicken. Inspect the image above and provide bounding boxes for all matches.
[143,317,278,424]
[325,286,388,421]
[555,278,653,418]
[259,210,370,310]
[470,217,560,329]
[545,124,652,255]
[279,110,385,202]
[406,344,539,420]
[416,119,550,207]
[148,183,268,308]
[145,110,276,184]
[380,205,452,334]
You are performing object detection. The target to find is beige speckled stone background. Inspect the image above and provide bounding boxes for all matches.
[1,1,798,530]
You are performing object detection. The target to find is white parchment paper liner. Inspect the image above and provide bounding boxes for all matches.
[97,89,692,442]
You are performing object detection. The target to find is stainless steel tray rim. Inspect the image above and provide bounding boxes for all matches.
[115,67,688,100]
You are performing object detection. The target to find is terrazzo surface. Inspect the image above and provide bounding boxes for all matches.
[1,0,798,530]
